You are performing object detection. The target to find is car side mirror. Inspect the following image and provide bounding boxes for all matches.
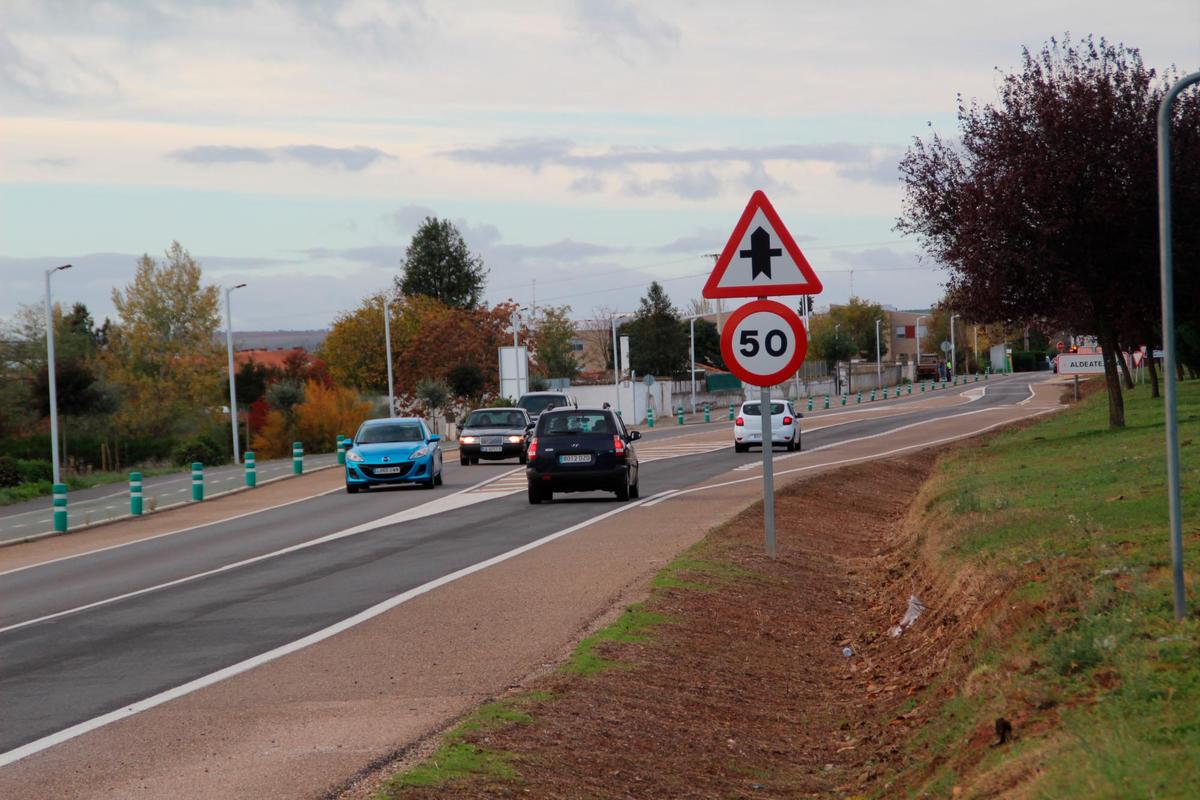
[429,434,441,442]
[526,423,535,431]
[629,430,641,441]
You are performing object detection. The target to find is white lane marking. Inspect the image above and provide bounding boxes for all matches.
[0,493,650,768]
[1018,383,1037,405]
[653,408,1061,505]
[0,470,524,629]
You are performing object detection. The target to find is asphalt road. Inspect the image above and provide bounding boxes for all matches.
[0,453,341,539]
[0,376,1042,756]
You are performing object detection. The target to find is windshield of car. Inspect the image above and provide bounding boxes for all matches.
[519,395,568,415]
[465,410,526,428]
[742,403,785,416]
[538,412,612,436]
[356,423,425,444]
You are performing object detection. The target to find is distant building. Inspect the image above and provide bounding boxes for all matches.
[234,347,308,371]
[885,309,933,363]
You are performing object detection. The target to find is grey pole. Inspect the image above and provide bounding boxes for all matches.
[974,325,979,372]
[834,323,841,397]
[1158,70,1200,621]
[916,314,926,361]
[690,316,697,414]
[44,264,72,485]
[761,382,775,558]
[950,314,960,380]
[224,283,246,464]
[384,297,395,417]
[875,318,882,390]
[512,312,524,398]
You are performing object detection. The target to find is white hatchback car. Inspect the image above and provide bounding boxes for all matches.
[733,399,801,452]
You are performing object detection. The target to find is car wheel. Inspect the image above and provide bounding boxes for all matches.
[434,469,443,486]
[615,470,631,501]
[460,454,469,466]
[786,437,796,452]
[528,483,548,504]
[519,451,528,465]
[734,442,748,453]
[471,457,480,465]
[630,477,640,499]
[345,483,360,494]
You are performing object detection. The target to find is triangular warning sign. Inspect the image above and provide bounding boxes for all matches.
[702,190,823,299]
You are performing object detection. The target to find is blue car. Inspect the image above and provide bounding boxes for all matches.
[344,417,444,493]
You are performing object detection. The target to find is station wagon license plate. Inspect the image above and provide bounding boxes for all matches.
[481,446,503,452]
[559,454,592,464]
[373,466,403,475]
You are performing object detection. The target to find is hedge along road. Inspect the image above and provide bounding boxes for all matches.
[0,375,1049,761]
[0,452,342,538]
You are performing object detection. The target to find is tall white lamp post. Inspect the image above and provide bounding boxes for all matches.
[224,283,247,464]
[44,264,72,484]
[875,318,883,390]
[384,297,395,417]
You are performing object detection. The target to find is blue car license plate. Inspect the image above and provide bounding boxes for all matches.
[559,454,592,464]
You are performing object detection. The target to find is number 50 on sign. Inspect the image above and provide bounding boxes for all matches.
[720,299,808,387]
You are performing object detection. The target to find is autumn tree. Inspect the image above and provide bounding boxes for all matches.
[898,36,1200,427]
[531,305,579,380]
[807,312,857,368]
[621,282,687,377]
[397,217,488,309]
[810,297,890,362]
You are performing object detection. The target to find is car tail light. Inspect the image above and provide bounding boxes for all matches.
[735,417,744,426]
[783,416,793,425]
[613,435,625,455]
[527,437,538,459]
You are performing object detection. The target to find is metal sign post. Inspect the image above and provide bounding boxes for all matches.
[1157,71,1200,621]
[704,191,822,558]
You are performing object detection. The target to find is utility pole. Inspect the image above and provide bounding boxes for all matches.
[875,318,882,390]
[950,314,960,379]
[44,264,72,484]
[224,283,247,464]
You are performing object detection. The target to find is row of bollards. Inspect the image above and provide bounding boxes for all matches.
[54,436,353,534]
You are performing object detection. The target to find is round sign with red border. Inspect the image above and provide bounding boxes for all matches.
[1056,340,1065,352]
[720,299,809,387]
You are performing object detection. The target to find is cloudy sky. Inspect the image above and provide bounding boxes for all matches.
[2,0,1197,330]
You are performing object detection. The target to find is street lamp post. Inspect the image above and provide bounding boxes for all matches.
[690,316,697,414]
[875,318,883,390]
[916,314,927,361]
[384,297,395,417]
[224,283,247,464]
[834,323,842,396]
[44,264,72,484]
[950,314,961,379]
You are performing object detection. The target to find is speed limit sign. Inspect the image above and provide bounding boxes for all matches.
[720,299,808,386]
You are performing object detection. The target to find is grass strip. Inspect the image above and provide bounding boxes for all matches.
[883,379,1200,798]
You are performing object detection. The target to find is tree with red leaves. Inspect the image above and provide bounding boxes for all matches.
[898,36,1200,428]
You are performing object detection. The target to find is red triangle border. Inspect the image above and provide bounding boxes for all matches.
[702,190,823,299]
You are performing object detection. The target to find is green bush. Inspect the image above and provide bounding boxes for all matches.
[16,459,53,484]
[0,457,21,488]
[171,435,224,467]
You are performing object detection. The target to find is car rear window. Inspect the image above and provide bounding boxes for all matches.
[742,403,785,416]
[465,410,526,428]
[538,412,612,436]
[519,395,568,415]
[357,423,424,443]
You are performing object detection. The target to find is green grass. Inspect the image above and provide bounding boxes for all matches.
[889,380,1200,798]
[373,698,541,796]
[561,603,670,676]
[0,466,180,506]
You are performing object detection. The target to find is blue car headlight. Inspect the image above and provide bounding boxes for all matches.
[346,450,364,463]
[409,446,429,460]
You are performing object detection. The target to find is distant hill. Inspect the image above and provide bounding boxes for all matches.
[221,330,329,352]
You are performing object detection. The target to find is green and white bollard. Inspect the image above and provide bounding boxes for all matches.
[807,397,813,412]
[336,435,346,465]
[728,402,735,420]
[647,407,655,428]
[130,471,143,516]
[677,406,684,425]
[292,442,303,475]
[907,383,913,395]
[191,462,204,501]
[244,451,257,487]
[856,392,862,404]
[53,483,68,532]
[870,389,877,402]
[883,387,889,399]
[823,395,830,409]
[703,404,710,423]
[920,382,925,392]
